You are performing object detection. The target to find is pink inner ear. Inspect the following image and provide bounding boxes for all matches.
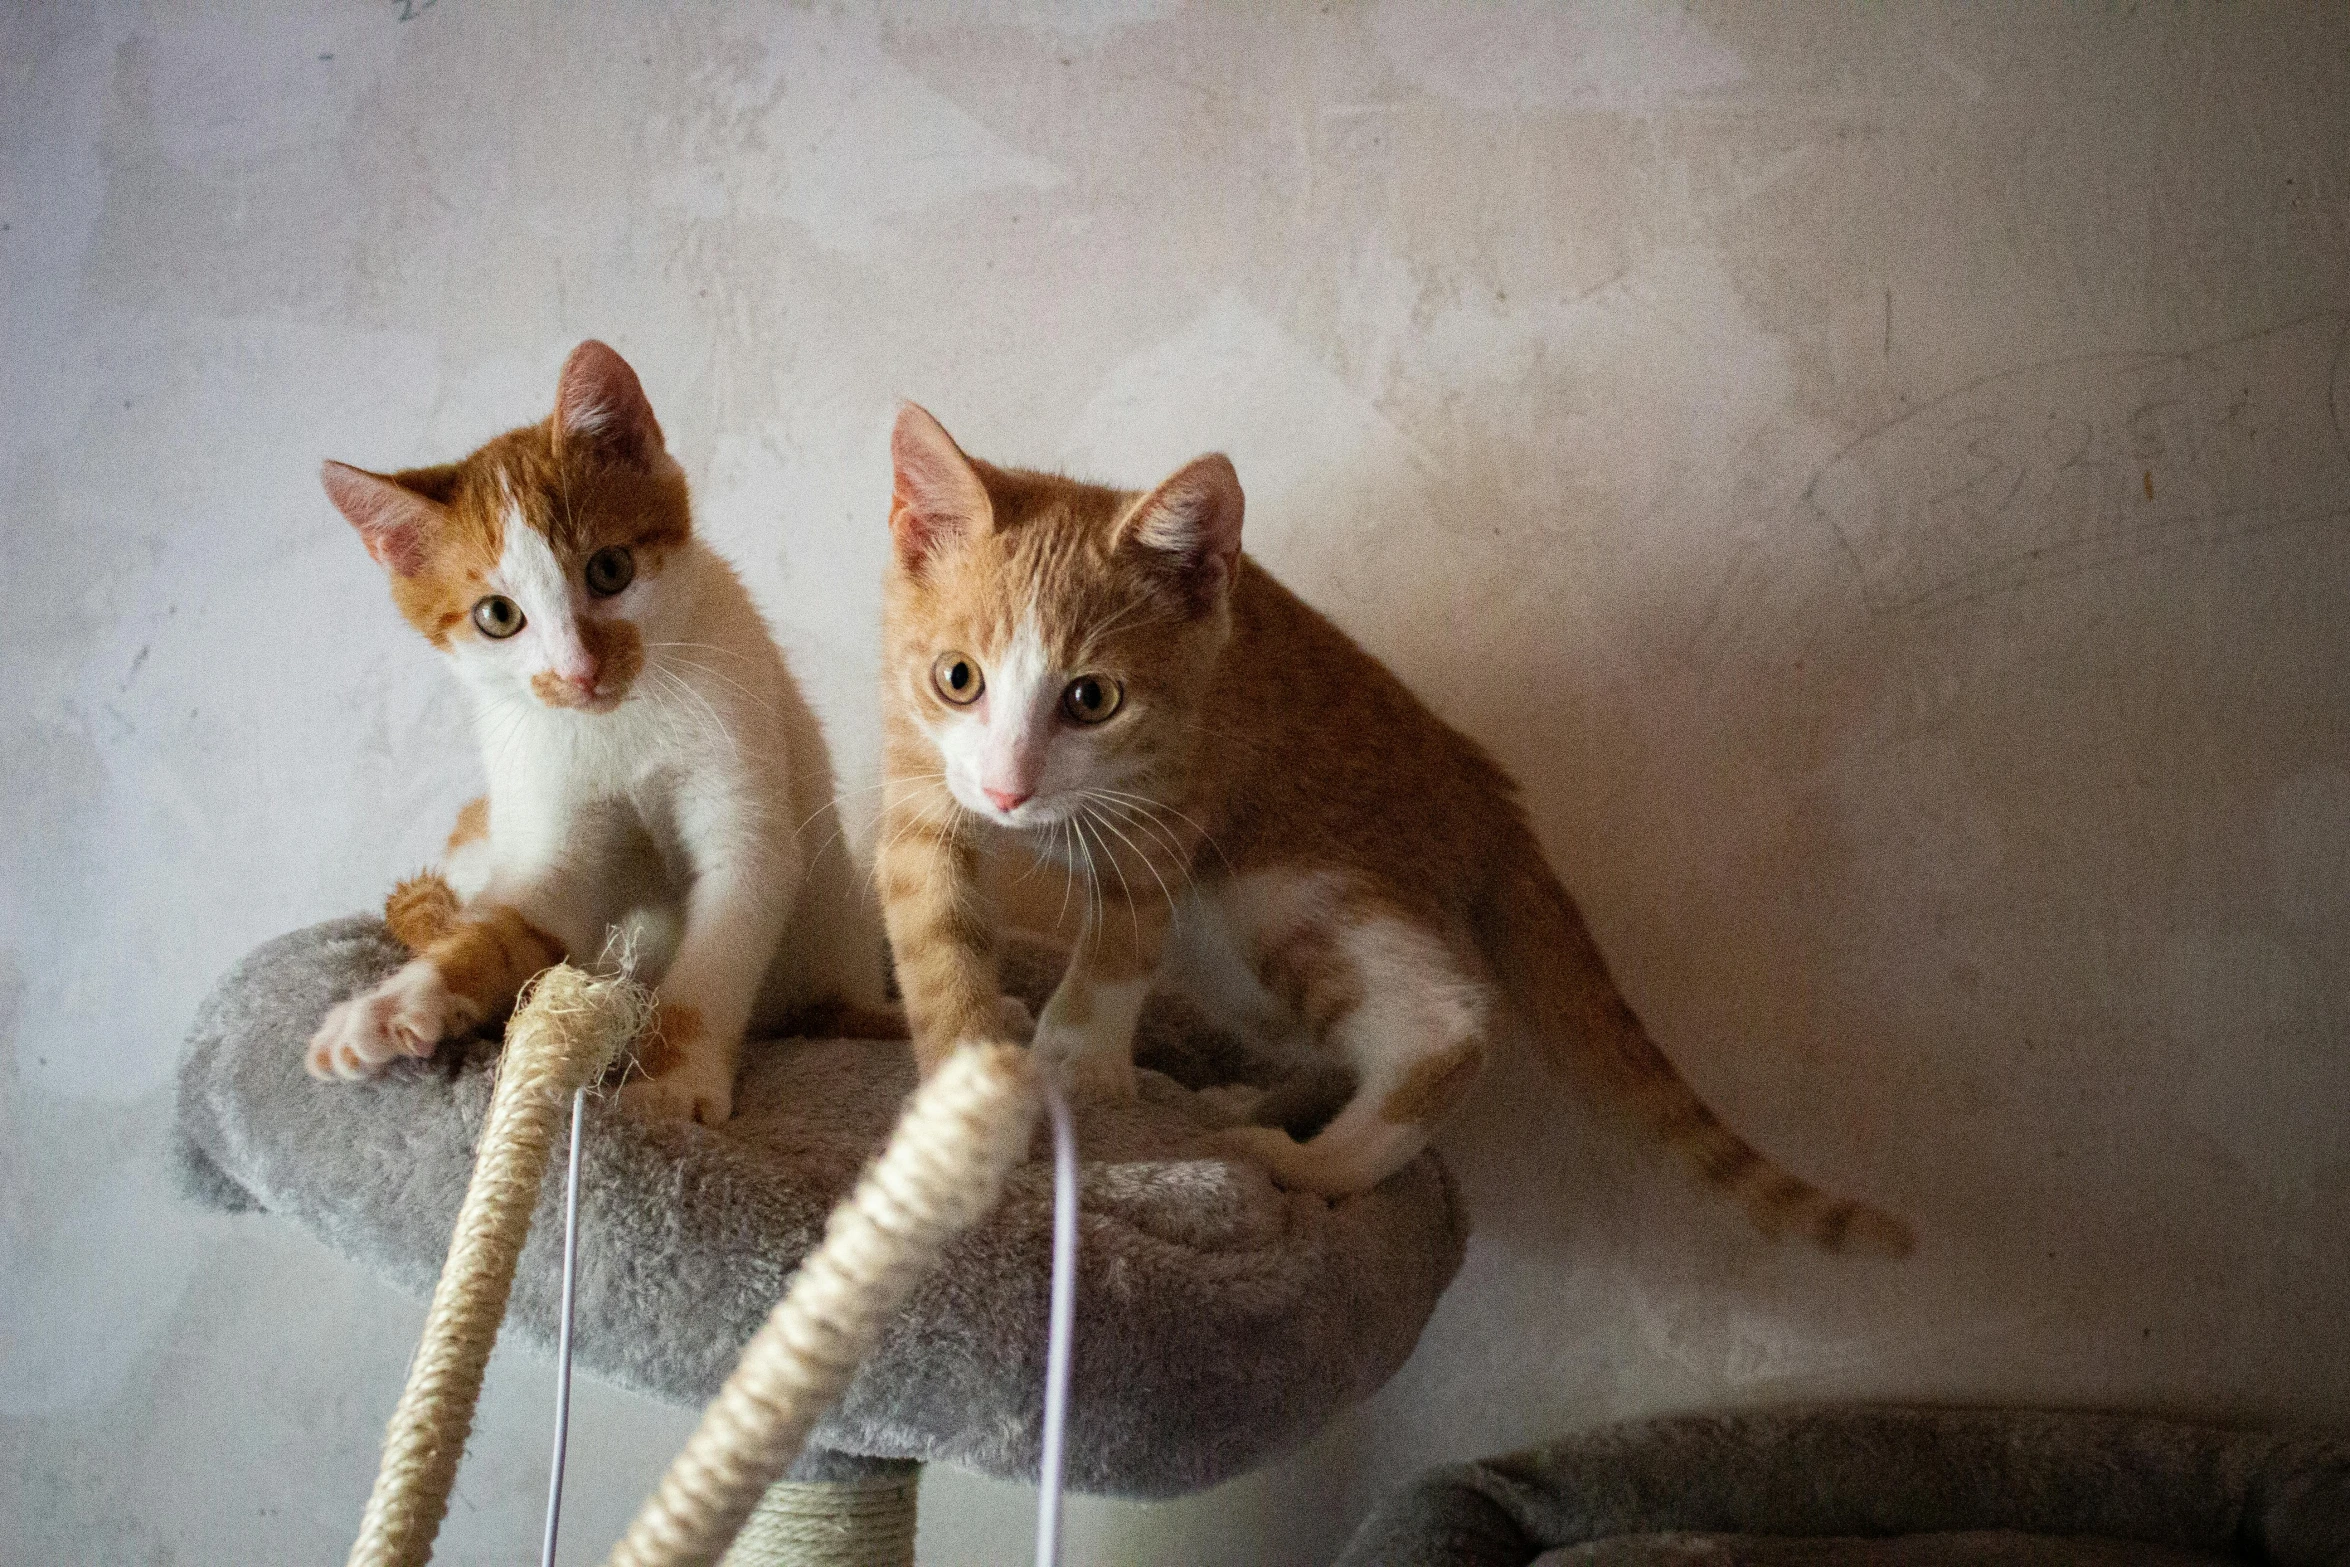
[554,340,664,460]
[1127,453,1244,574]
[321,460,435,576]
[889,403,992,565]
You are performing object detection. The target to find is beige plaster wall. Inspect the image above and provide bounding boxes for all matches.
[4,3,2345,1561]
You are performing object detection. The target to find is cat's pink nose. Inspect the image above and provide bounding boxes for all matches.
[983,786,1031,813]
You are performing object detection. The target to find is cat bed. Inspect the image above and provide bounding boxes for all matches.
[172,917,1465,1498]
[1334,1406,2350,1566]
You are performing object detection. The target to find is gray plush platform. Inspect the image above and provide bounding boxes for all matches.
[175,918,1466,1498]
[1336,1407,2350,1566]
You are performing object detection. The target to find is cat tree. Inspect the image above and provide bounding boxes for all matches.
[174,917,1467,1563]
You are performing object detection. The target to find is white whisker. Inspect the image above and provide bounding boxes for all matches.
[798,772,945,842]
[1086,792,1193,883]
[1051,817,1078,933]
[1093,786,1231,875]
[1081,797,1177,926]
[1072,813,1128,952]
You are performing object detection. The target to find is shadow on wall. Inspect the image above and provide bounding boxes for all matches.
[1264,307,2350,1472]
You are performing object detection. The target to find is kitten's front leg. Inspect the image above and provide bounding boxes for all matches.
[621,861,793,1126]
[620,781,799,1125]
[1030,887,1170,1103]
[877,784,1012,1077]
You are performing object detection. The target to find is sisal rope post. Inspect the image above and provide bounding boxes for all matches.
[715,1473,921,1567]
[347,964,650,1567]
[604,1043,1040,1567]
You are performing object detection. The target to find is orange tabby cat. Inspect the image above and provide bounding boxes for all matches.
[875,404,1910,1253]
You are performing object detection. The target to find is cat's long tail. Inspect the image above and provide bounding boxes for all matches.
[1485,853,1914,1256]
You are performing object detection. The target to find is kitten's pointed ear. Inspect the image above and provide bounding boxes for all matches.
[889,403,994,570]
[1117,453,1244,613]
[553,340,666,465]
[321,460,445,576]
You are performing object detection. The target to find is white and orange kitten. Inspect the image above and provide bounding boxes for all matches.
[875,405,1910,1251]
[305,341,887,1123]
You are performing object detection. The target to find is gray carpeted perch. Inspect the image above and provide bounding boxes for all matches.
[173,917,1466,1499]
[1335,1406,2350,1566]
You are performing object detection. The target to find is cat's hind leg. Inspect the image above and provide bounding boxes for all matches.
[310,841,613,1082]
[307,907,565,1079]
[1213,877,1490,1196]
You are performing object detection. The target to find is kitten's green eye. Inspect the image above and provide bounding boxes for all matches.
[1061,674,1123,724]
[584,546,635,597]
[472,595,525,639]
[932,652,984,706]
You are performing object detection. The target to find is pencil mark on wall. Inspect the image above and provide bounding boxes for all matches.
[392,0,440,20]
[1804,313,2350,615]
[1580,268,1631,303]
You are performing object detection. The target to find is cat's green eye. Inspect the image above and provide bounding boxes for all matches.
[932,652,984,706]
[585,546,635,597]
[472,595,525,639]
[1061,674,1123,724]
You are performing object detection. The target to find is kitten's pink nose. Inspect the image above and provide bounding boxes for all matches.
[563,659,602,695]
[983,786,1031,813]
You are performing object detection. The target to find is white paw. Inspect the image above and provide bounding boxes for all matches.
[619,1067,734,1127]
[622,993,739,1125]
[305,963,473,1081]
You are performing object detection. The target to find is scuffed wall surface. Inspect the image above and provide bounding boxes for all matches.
[4,3,2345,1561]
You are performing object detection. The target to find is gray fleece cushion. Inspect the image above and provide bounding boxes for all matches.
[1336,1407,2350,1566]
[174,918,1465,1498]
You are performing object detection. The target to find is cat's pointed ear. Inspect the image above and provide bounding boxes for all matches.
[1117,453,1244,613]
[889,403,994,569]
[321,460,445,576]
[553,340,666,465]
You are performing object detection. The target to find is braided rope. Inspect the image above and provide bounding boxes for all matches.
[604,1043,1039,1567]
[715,1475,921,1567]
[347,965,649,1567]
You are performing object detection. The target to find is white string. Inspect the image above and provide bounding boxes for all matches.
[532,1065,1079,1567]
[541,1085,587,1567]
[1034,1078,1077,1567]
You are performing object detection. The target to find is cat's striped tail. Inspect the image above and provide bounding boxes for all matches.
[1486,854,1913,1256]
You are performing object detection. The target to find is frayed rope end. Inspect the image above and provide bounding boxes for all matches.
[509,963,658,1095]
